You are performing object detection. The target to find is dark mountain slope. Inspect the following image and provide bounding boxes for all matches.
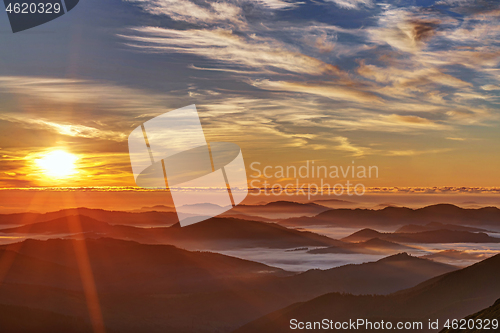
[234,254,500,333]
[440,298,500,333]
[0,302,92,333]
[0,248,81,290]
[0,238,288,294]
[265,253,456,297]
[0,239,456,333]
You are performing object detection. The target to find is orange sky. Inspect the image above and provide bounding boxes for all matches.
[1,0,500,190]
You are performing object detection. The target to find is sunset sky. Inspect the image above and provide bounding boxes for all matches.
[0,0,500,191]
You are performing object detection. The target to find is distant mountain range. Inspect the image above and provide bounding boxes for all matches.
[395,221,491,233]
[311,199,356,208]
[0,215,136,236]
[234,253,500,333]
[228,201,330,219]
[342,228,500,244]
[0,215,342,250]
[0,207,179,227]
[279,204,500,228]
[3,203,500,232]
[3,212,498,252]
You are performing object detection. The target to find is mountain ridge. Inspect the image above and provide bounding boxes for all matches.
[341,228,500,244]
[0,214,343,250]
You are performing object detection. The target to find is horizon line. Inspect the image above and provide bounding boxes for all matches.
[0,186,499,193]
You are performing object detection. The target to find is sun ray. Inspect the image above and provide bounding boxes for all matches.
[62,193,106,333]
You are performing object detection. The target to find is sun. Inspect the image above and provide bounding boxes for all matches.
[35,150,79,178]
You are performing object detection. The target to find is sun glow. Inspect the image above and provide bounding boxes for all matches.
[35,150,79,178]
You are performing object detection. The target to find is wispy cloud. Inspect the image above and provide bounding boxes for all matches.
[324,0,373,10]
[126,0,246,27]
[121,27,339,75]
[331,136,368,157]
[0,76,165,112]
[0,114,127,142]
[385,148,453,157]
[251,79,381,103]
[126,0,299,29]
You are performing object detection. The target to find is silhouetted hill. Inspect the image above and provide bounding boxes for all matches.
[308,238,417,255]
[392,253,500,316]
[0,215,129,235]
[341,228,383,242]
[165,217,342,249]
[342,228,500,244]
[279,204,500,228]
[440,298,500,333]
[396,222,490,233]
[0,237,288,294]
[234,254,500,333]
